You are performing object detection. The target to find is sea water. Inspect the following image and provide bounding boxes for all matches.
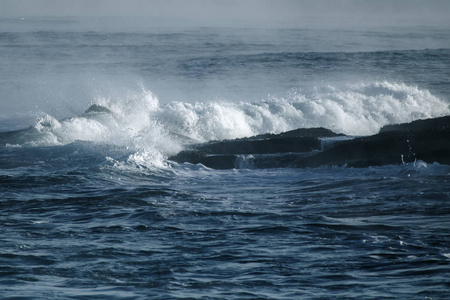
[1,17,450,299]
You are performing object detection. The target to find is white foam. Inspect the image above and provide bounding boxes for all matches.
[27,89,181,169]
[157,81,449,139]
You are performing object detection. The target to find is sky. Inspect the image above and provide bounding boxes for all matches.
[1,0,449,28]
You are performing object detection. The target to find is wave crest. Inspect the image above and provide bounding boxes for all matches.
[160,81,449,139]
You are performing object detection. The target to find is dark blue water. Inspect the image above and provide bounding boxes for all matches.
[1,17,450,299]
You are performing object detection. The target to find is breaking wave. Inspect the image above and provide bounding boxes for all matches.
[1,81,448,168]
[160,81,449,140]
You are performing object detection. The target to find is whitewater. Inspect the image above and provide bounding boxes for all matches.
[4,81,449,170]
[1,16,450,299]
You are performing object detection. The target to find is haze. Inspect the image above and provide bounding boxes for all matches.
[1,0,449,28]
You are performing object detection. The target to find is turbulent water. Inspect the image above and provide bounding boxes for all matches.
[1,17,450,299]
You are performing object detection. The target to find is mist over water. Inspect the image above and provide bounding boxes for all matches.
[3,0,450,28]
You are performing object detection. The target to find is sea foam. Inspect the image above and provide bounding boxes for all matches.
[158,81,448,139]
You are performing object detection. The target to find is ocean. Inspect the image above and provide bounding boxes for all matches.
[1,16,450,299]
